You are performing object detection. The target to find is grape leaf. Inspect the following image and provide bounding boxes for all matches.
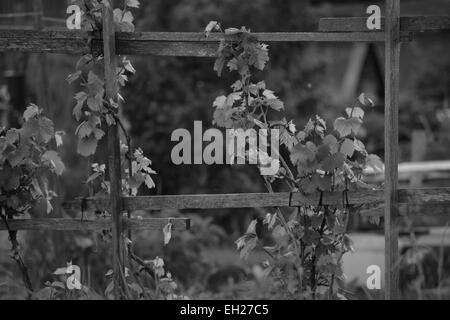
[334,117,362,137]
[340,138,355,157]
[66,71,82,84]
[354,139,366,153]
[204,21,219,37]
[77,136,98,157]
[316,174,332,191]
[76,54,93,71]
[250,43,269,70]
[366,154,383,172]
[345,106,364,119]
[358,93,375,107]
[163,222,172,246]
[42,150,65,175]
[55,131,65,148]
[213,95,226,109]
[321,152,345,172]
[73,92,87,121]
[246,219,258,235]
[290,142,316,165]
[126,0,140,8]
[23,104,40,121]
[266,98,284,111]
[323,134,339,154]
[315,144,330,162]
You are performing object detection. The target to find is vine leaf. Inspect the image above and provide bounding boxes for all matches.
[290,141,316,165]
[340,138,355,158]
[77,136,98,157]
[163,222,172,246]
[204,21,220,37]
[23,104,40,121]
[42,151,65,176]
[334,117,362,138]
[126,0,140,8]
[321,152,345,172]
[345,106,364,119]
[365,154,384,172]
[358,93,375,107]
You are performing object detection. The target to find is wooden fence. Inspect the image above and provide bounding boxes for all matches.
[0,0,449,299]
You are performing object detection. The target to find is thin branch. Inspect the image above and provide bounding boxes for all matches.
[0,208,33,297]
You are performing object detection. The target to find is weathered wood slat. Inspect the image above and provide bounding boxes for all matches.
[63,187,450,212]
[125,193,292,210]
[319,16,450,32]
[114,31,389,42]
[384,0,401,300]
[0,218,190,231]
[0,30,414,56]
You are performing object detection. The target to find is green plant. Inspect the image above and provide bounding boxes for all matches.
[206,22,383,299]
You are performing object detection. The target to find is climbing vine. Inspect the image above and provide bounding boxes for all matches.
[58,0,177,300]
[205,22,383,299]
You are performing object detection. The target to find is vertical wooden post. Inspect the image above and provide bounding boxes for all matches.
[33,0,49,113]
[384,0,401,300]
[102,1,125,299]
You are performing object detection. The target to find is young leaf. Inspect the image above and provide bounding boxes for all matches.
[77,136,98,157]
[358,93,375,107]
[365,154,384,172]
[55,131,65,148]
[126,0,140,8]
[42,150,65,175]
[321,152,345,172]
[323,134,339,153]
[213,95,227,109]
[334,117,362,138]
[204,21,219,37]
[340,138,355,157]
[23,104,40,121]
[345,106,365,119]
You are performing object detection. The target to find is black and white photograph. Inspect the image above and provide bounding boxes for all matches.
[0,0,449,307]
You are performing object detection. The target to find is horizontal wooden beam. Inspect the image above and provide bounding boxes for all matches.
[319,16,450,33]
[64,187,450,213]
[0,30,412,57]
[0,30,92,54]
[0,217,190,231]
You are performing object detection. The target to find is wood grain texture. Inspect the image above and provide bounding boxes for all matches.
[319,16,450,32]
[0,30,91,54]
[63,188,450,212]
[0,218,190,231]
[384,0,401,300]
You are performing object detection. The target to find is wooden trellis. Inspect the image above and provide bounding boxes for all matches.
[0,0,449,299]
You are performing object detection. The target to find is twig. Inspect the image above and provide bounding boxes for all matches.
[0,208,34,297]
